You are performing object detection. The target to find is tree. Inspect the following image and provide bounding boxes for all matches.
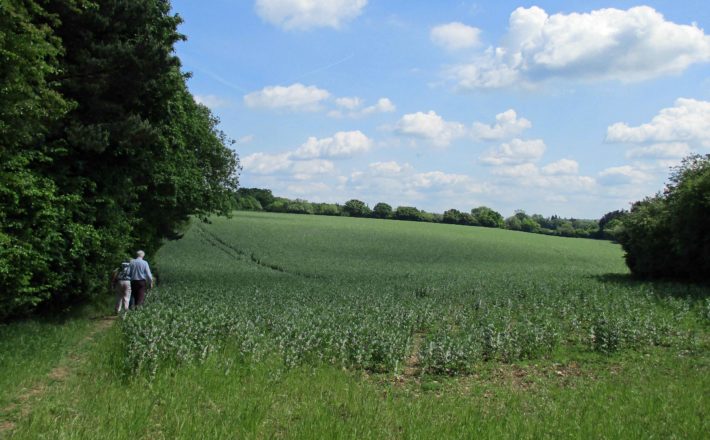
[372,202,392,219]
[505,215,522,231]
[343,199,371,217]
[394,206,423,221]
[1,0,240,319]
[238,188,274,209]
[442,209,463,224]
[618,154,710,280]
[471,206,504,228]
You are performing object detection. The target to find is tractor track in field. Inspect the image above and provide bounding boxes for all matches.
[402,331,426,379]
[194,223,320,279]
[0,316,116,435]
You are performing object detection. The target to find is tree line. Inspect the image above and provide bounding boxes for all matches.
[1,0,239,319]
[235,188,619,240]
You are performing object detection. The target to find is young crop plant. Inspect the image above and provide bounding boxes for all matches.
[119,212,706,377]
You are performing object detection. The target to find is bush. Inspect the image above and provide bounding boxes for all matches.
[618,154,710,280]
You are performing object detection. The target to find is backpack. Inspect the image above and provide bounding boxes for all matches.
[117,262,131,281]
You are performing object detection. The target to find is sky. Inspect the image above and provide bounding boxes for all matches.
[171,0,710,218]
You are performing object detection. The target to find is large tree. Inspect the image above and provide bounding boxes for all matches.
[618,154,710,280]
[0,0,240,319]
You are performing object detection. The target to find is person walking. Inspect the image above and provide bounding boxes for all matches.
[111,261,132,313]
[129,250,153,308]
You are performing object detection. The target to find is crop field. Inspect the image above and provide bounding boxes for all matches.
[5,211,707,438]
[123,212,708,377]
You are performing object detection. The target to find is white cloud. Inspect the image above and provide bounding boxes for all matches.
[542,158,579,175]
[491,162,539,178]
[410,171,471,189]
[607,98,710,147]
[449,6,710,89]
[598,165,653,186]
[194,94,230,109]
[492,162,595,191]
[626,142,692,159]
[362,97,396,114]
[255,0,367,30]
[244,83,330,111]
[431,22,481,51]
[471,109,531,140]
[395,111,466,147]
[241,152,293,174]
[292,159,335,180]
[335,97,362,110]
[368,161,412,176]
[293,130,372,159]
[480,138,546,165]
[330,97,396,118]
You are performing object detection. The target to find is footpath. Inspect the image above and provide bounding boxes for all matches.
[0,316,116,436]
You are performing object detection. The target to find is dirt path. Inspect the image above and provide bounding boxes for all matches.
[0,316,116,435]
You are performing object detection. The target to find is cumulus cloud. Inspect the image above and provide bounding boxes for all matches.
[395,111,466,147]
[241,152,293,174]
[448,6,710,89]
[492,162,595,191]
[598,165,653,186]
[626,142,692,159]
[244,83,330,111]
[293,130,372,159]
[194,94,230,109]
[242,151,336,181]
[471,109,531,140]
[255,0,367,30]
[335,97,362,110]
[368,161,412,176]
[430,22,481,51]
[330,97,395,118]
[480,138,546,165]
[541,159,579,175]
[410,171,471,189]
[362,97,396,114]
[607,98,710,147]
[291,159,336,180]
[242,130,371,180]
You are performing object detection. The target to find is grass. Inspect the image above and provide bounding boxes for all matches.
[0,300,111,410]
[2,211,708,438]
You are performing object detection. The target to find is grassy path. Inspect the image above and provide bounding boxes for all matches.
[0,314,116,436]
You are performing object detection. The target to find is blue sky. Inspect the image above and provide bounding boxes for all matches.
[171,0,710,218]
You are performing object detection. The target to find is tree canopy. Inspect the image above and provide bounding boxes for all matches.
[618,154,710,280]
[0,0,239,319]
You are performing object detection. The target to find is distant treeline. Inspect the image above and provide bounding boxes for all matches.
[235,188,623,240]
[1,0,239,319]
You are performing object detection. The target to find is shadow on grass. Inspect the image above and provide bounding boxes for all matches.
[593,273,709,301]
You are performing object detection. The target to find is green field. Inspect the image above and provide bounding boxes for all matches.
[2,212,708,438]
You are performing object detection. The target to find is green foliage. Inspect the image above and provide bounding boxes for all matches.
[312,203,342,216]
[120,212,705,377]
[0,0,239,319]
[470,206,504,228]
[234,195,262,211]
[394,206,423,221]
[237,187,274,209]
[343,199,371,217]
[618,154,710,280]
[372,202,392,219]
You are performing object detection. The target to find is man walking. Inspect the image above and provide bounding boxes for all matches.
[129,250,153,308]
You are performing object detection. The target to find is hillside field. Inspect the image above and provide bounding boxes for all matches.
[2,211,708,438]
